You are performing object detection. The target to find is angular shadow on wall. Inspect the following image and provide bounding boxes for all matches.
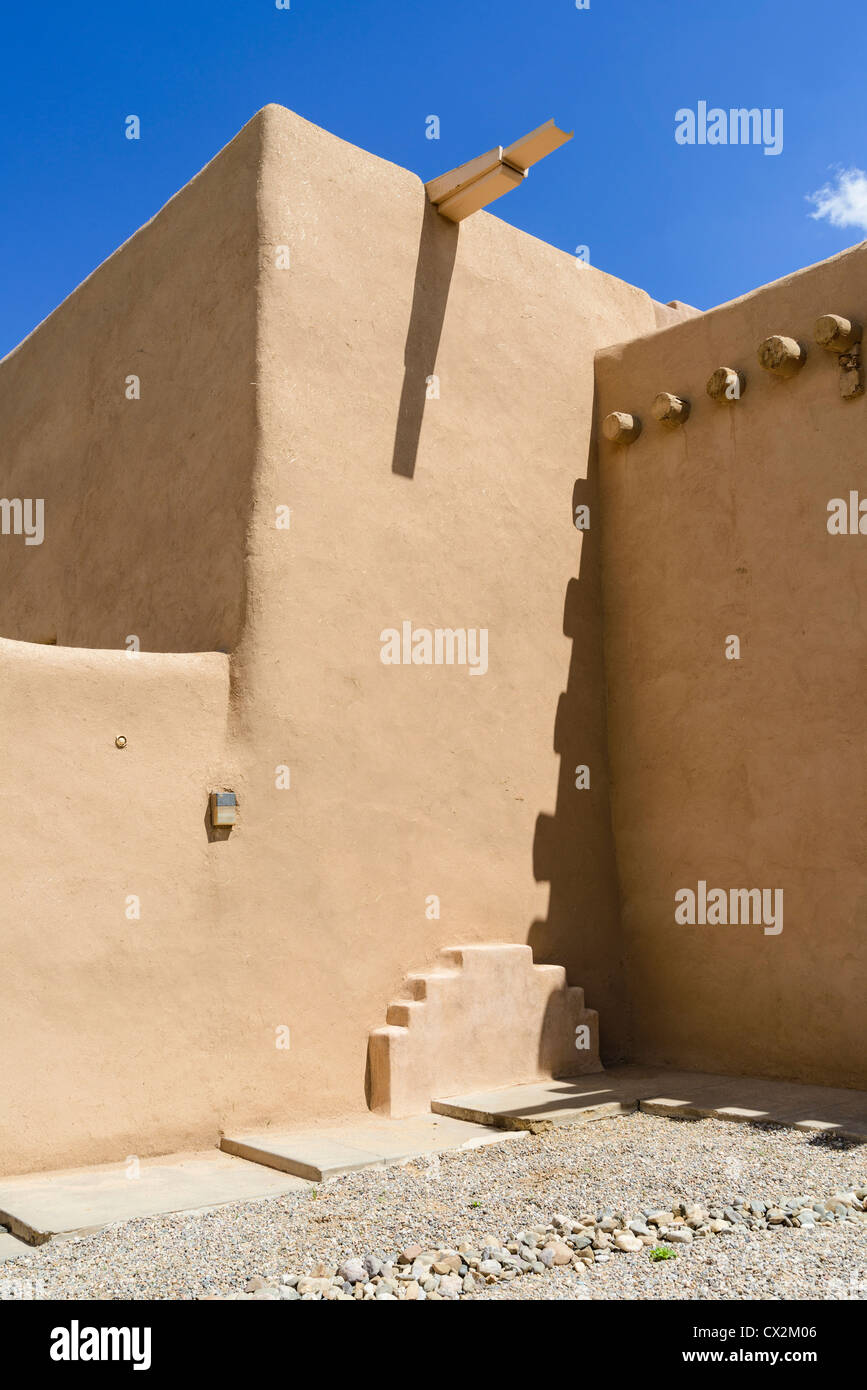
[391,199,459,479]
[203,802,232,845]
[528,410,632,1065]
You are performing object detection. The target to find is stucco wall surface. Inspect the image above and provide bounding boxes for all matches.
[0,639,233,1175]
[0,107,663,1173]
[595,241,867,1089]
[0,115,260,653]
[226,105,660,1123]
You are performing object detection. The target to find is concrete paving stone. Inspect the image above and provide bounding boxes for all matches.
[222,1111,524,1180]
[432,1065,867,1140]
[221,1134,387,1181]
[0,1149,311,1246]
[431,1077,638,1129]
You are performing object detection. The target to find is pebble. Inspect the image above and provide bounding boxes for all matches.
[647,1211,674,1226]
[439,1274,463,1298]
[543,1242,573,1265]
[613,1233,644,1253]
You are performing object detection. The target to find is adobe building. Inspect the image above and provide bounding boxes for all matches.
[2,104,865,1178]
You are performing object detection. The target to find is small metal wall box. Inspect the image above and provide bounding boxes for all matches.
[210,791,237,827]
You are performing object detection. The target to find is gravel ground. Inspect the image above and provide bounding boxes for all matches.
[3,1112,867,1301]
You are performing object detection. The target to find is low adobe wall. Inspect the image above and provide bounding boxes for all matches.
[0,639,234,1175]
[596,242,867,1089]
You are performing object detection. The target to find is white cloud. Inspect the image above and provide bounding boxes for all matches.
[807,167,867,234]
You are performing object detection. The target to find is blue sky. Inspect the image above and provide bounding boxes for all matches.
[2,0,866,358]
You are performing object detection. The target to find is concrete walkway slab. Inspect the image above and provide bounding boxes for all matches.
[432,1065,867,1140]
[6,1068,863,1250]
[222,1133,386,1181]
[431,1074,636,1130]
[221,1111,525,1181]
[0,1149,311,1246]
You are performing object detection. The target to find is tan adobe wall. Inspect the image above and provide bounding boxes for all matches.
[0,116,261,654]
[595,241,867,1090]
[0,106,661,1174]
[0,639,230,1175]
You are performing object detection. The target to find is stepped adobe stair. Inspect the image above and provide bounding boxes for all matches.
[368,943,601,1118]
